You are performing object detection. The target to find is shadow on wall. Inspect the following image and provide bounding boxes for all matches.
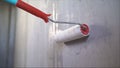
[64,24,112,46]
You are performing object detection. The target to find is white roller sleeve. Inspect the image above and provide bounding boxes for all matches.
[54,24,89,43]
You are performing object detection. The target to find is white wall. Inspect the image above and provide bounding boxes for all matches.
[14,0,53,67]
[53,0,120,67]
[14,0,120,67]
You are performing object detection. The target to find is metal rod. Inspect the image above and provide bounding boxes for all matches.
[48,18,87,30]
[48,18,82,25]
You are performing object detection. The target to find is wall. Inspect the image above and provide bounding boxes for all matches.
[14,0,120,67]
[52,0,120,67]
[0,2,10,67]
[14,0,51,67]
[0,2,16,67]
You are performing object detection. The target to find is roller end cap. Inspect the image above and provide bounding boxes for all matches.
[80,24,89,35]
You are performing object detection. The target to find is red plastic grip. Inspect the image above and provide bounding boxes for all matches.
[16,0,51,23]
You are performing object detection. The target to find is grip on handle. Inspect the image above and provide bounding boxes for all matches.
[16,0,51,23]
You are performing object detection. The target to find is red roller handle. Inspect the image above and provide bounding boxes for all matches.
[16,0,51,23]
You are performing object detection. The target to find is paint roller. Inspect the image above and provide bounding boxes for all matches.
[53,24,89,43]
[3,0,90,42]
[49,19,90,43]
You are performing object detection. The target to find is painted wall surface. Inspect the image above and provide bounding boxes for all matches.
[14,0,120,67]
[52,0,120,67]
[14,0,50,67]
